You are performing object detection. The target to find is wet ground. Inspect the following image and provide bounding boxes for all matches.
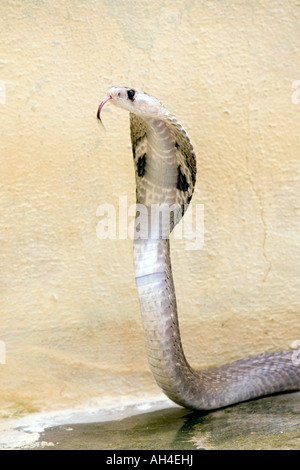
[34,392,300,450]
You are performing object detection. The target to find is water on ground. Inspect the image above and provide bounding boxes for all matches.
[34,392,300,450]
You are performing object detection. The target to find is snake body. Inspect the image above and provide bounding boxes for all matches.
[97,86,300,410]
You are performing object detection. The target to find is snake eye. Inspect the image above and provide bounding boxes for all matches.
[127,89,135,101]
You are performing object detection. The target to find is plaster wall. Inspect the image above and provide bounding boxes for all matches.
[0,0,299,417]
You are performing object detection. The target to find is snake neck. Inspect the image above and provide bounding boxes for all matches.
[131,115,200,407]
[133,237,199,408]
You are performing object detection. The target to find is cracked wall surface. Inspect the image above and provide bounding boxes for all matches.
[0,0,299,417]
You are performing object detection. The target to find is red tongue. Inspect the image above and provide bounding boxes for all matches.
[97,95,112,122]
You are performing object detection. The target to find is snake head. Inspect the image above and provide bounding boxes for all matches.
[97,86,169,123]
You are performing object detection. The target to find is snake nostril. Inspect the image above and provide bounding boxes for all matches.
[118,92,121,97]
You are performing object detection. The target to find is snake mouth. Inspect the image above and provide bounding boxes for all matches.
[97,95,112,122]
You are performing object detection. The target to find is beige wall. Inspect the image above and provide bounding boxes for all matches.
[1,0,300,418]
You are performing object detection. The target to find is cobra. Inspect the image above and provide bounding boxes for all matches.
[97,86,300,410]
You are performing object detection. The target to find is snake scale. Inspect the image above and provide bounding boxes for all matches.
[97,86,300,410]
